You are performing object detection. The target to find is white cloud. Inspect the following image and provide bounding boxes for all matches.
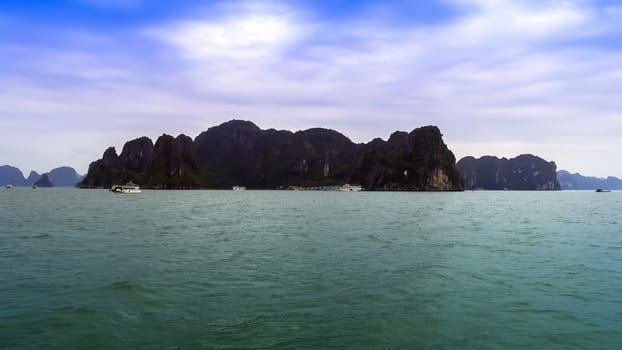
[2,0,622,177]
[148,3,307,61]
[446,0,591,42]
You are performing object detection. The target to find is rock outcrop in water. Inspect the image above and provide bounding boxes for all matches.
[0,165,28,186]
[350,126,464,190]
[26,171,41,185]
[456,154,560,190]
[1,165,83,187]
[557,170,622,190]
[80,134,206,188]
[80,120,465,191]
[47,167,84,187]
[34,173,54,187]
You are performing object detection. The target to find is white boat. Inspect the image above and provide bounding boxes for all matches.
[111,182,141,193]
[232,186,246,191]
[5,184,13,189]
[339,184,362,192]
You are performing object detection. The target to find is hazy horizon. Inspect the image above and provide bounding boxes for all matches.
[2,0,621,177]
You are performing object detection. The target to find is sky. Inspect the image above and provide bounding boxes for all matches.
[1,0,621,177]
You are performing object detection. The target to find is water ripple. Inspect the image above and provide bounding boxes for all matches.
[1,190,621,349]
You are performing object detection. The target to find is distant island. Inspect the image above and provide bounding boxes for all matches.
[456,154,560,190]
[8,121,615,192]
[0,165,84,187]
[34,173,54,188]
[557,170,622,190]
[80,120,465,191]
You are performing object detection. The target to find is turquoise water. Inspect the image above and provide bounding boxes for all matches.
[1,189,621,349]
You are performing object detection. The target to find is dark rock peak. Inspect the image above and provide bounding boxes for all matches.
[210,119,261,134]
[120,137,153,157]
[103,146,118,159]
[121,136,153,150]
[175,134,193,144]
[367,137,386,148]
[102,147,119,167]
[457,154,560,190]
[409,125,444,145]
[118,137,154,173]
[387,131,409,147]
[153,133,194,148]
[153,134,193,155]
[153,135,179,158]
[195,120,262,148]
[26,171,41,183]
[296,128,352,141]
[410,126,457,164]
[34,173,53,187]
[411,125,441,135]
[194,119,261,142]
[351,125,464,191]
[155,133,174,145]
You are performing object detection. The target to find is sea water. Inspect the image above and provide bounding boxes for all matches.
[1,189,621,349]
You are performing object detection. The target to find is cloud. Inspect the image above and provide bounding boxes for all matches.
[2,0,622,177]
[447,0,591,39]
[144,0,622,175]
[150,7,305,61]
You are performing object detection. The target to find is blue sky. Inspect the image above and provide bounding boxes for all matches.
[2,0,622,177]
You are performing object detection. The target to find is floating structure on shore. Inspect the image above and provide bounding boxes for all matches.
[286,184,363,191]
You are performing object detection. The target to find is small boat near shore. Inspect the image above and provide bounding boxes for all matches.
[5,184,13,189]
[232,186,246,190]
[596,189,612,193]
[339,184,363,192]
[111,182,141,194]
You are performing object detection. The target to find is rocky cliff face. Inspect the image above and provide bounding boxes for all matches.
[144,134,206,189]
[194,120,361,187]
[81,120,464,191]
[118,136,154,173]
[457,154,560,190]
[34,173,53,187]
[80,134,206,188]
[351,126,464,190]
[33,173,54,187]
